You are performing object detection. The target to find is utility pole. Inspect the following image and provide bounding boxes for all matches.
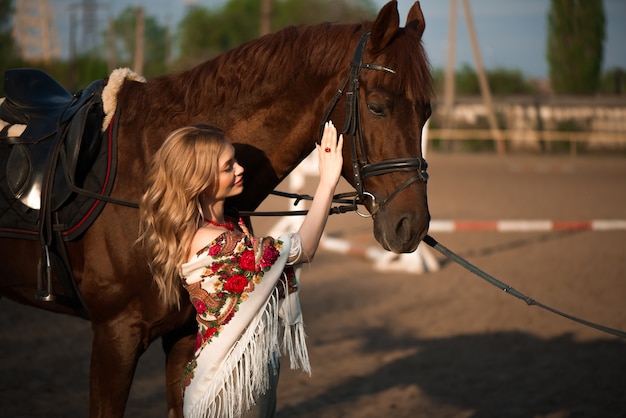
[107,17,117,72]
[133,7,145,75]
[260,0,272,36]
[12,0,61,65]
[443,0,506,154]
[461,0,505,153]
[441,0,458,151]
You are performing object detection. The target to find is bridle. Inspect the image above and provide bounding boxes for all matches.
[320,30,429,217]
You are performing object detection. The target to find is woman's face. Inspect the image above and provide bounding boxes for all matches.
[213,143,244,200]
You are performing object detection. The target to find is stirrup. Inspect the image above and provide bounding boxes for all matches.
[36,245,56,302]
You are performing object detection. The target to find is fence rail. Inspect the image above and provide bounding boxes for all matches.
[427,128,626,154]
[428,128,626,143]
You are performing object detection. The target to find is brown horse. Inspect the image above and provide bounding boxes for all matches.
[0,1,432,416]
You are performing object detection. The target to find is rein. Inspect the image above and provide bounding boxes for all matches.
[319,30,429,217]
[423,235,626,340]
[64,32,625,340]
[238,190,361,217]
[244,192,626,340]
[68,161,626,340]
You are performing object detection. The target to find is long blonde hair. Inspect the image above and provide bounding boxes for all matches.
[138,125,230,308]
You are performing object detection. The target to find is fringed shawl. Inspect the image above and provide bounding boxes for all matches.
[180,231,310,418]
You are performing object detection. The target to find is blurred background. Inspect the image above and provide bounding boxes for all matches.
[2,2,626,417]
[1,0,625,154]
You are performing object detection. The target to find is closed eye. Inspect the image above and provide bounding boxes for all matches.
[222,158,237,172]
[367,103,386,117]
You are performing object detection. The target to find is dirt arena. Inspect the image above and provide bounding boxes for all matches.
[1,152,625,418]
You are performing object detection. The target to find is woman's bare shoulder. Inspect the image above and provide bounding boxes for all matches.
[187,227,225,261]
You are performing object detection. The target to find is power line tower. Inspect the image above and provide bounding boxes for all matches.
[12,0,61,64]
[68,0,101,55]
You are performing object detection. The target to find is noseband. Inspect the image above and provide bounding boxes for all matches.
[320,30,429,217]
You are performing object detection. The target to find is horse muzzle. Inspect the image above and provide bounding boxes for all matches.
[373,205,430,253]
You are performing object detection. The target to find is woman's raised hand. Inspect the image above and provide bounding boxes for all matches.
[316,121,344,189]
[295,121,344,262]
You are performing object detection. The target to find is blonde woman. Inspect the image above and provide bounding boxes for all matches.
[138,122,343,418]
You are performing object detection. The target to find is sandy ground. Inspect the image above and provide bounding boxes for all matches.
[1,152,626,418]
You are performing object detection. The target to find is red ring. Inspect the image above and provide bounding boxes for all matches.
[324,147,331,153]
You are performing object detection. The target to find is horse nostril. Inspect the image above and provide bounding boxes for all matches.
[395,216,413,242]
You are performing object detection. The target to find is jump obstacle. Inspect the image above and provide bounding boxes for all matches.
[430,219,626,232]
[316,219,626,275]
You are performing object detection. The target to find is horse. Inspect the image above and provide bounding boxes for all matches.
[0,1,432,416]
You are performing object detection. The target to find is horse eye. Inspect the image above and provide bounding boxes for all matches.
[367,103,385,117]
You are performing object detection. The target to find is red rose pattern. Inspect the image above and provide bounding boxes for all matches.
[223,274,248,294]
[238,249,256,271]
[260,244,280,269]
[209,244,222,256]
[193,299,208,315]
[183,233,293,378]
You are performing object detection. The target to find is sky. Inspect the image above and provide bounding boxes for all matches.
[46,0,626,79]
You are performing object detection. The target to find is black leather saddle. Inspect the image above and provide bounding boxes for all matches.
[0,68,110,317]
[1,68,105,211]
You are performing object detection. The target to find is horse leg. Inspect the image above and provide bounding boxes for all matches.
[88,319,144,418]
[162,320,197,418]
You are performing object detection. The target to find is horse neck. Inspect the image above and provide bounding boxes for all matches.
[173,26,358,171]
[122,25,361,209]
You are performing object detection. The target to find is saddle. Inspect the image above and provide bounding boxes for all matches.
[0,68,114,318]
[1,68,105,211]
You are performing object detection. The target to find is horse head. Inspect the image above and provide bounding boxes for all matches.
[334,1,433,253]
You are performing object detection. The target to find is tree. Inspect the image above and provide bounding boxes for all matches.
[432,64,533,96]
[547,0,605,94]
[177,2,258,63]
[110,7,168,77]
[455,64,480,95]
[176,0,377,69]
[599,67,626,95]
[0,0,24,95]
[272,0,377,29]
[487,68,533,95]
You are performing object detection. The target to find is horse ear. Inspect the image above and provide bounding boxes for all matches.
[370,0,400,52]
[406,1,426,38]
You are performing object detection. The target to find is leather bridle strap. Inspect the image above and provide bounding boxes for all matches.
[342,31,394,197]
[319,30,429,214]
[320,31,396,195]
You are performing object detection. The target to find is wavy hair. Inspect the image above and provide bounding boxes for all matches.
[138,125,230,308]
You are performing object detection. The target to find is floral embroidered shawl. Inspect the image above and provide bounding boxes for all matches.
[180,229,310,418]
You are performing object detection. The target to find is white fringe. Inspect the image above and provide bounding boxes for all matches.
[279,281,311,375]
[184,280,310,418]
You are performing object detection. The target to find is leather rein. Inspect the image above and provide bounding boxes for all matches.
[60,33,626,340]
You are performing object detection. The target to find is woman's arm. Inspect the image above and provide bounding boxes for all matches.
[295,121,344,262]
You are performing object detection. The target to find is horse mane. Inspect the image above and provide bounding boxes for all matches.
[181,23,366,107]
[124,20,433,121]
[192,21,432,100]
